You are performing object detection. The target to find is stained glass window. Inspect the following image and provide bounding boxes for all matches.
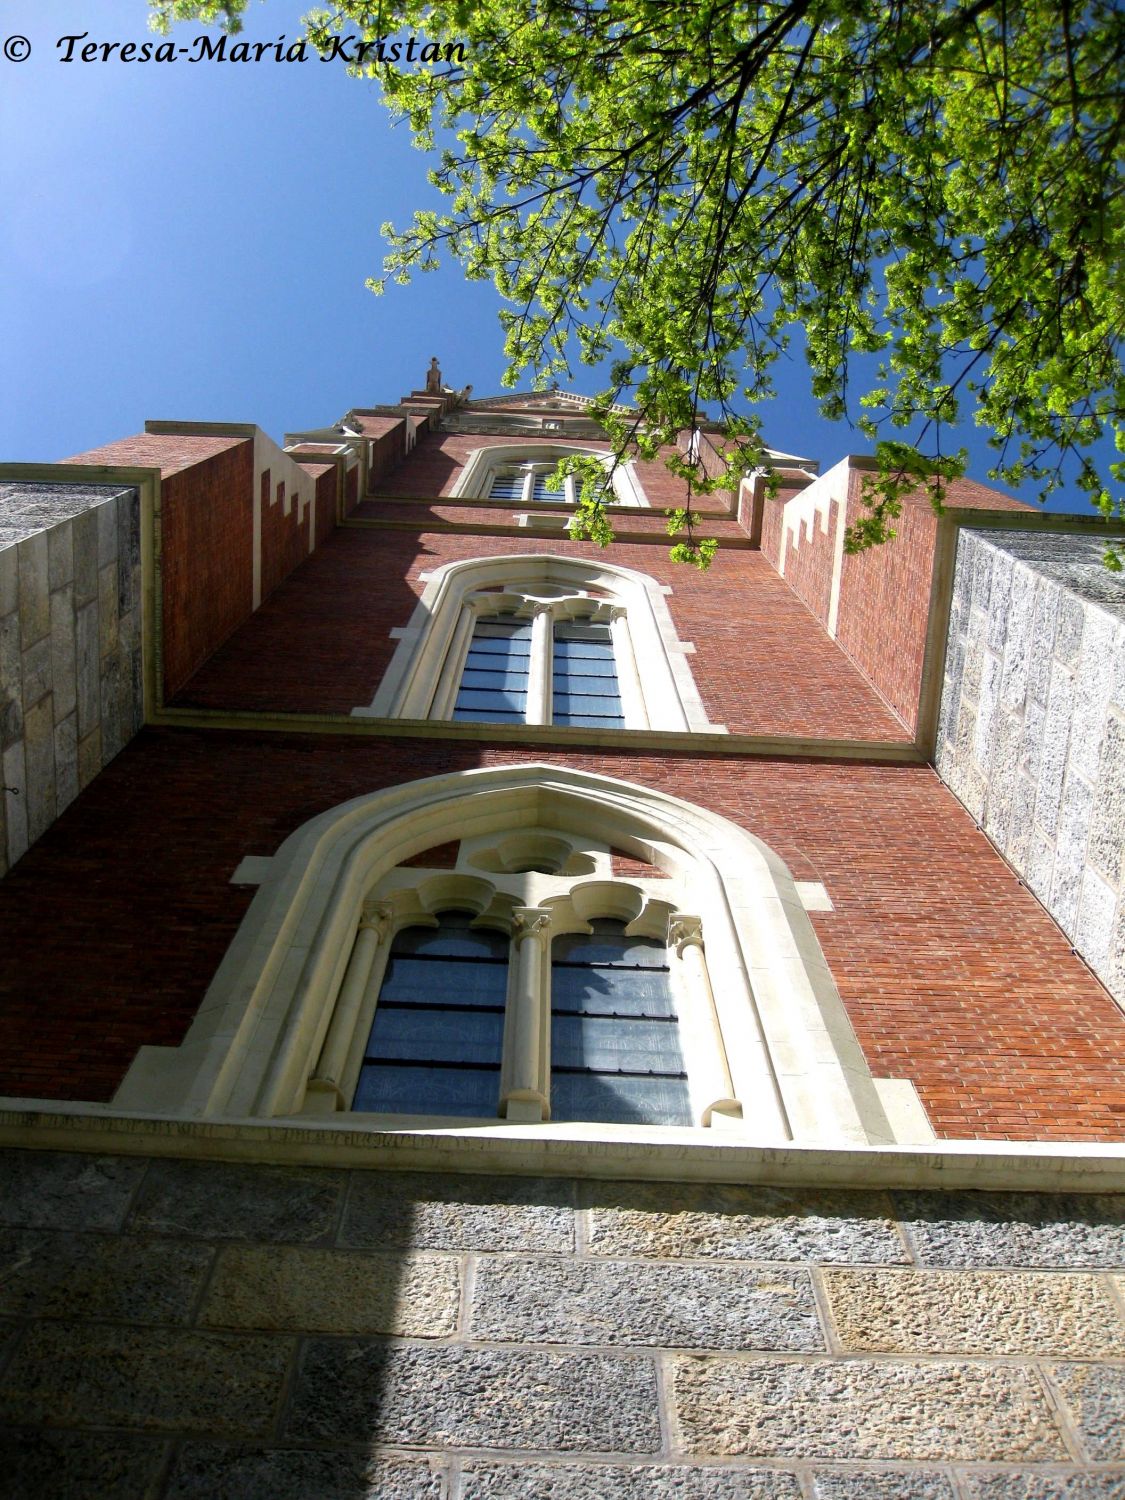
[353,910,508,1117]
[550,919,691,1125]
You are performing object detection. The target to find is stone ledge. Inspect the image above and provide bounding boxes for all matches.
[1,1103,1124,1192]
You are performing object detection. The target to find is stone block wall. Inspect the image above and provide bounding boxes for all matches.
[937,529,1125,1003]
[0,1149,1122,1497]
[0,484,142,876]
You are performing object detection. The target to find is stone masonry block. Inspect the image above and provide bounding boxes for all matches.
[470,1256,824,1351]
[583,1181,906,1263]
[20,634,50,709]
[53,711,78,813]
[0,1151,145,1231]
[286,1341,661,1453]
[811,1474,956,1500]
[202,1244,459,1336]
[1027,577,1061,704]
[1036,661,1077,836]
[1056,592,1086,667]
[129,1159,346,1244]
[1047,1362,1125,1462]
[46,523,74,592]
[0,546,16,618]
[1089,712,1125,886]
[986,550,1014,654]
[0,1322,289,1436]
[2,741,28,866]
[340,1170,573,1252]
[16,533,48,647]
[72,508,98,605]
[21,694,55,844]
[892,1190,1125,1267]
[670,1356,1067,1461]
[1050,770,1095,937]
[75,597,99,735]
[1070,608,1116,784]
[460,1462,802,1499]
[77,724,102,790]
[0,1228,212,1324]
[0,1429,167,1500]
[0,610,22,747]
[165,1445,447,1500]
[97,561,118,659]
[999,560,1035,712]
[820,1268,1125,1357]
[1075,866,1117,975]
[48,585,76,723]
[96,495,118,567]
[958,1473,1125,1499]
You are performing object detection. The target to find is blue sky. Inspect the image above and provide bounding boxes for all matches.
[0,0,1110,515]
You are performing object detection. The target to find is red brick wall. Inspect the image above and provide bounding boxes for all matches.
[172,528,909,741]
[366,424,406,493]
[159,441,255,698]
[1,728,1120,1140]
[344,464,359,517]
[759,465,1032,735]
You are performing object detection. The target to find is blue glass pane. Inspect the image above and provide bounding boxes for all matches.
[452,708,527,722]
[552,929,668,967]
[392,920,509,960]
[378,956,509,1006]
[552,1014,686,1073]
[489,477,523,499]
[554,655,618,677]
[531,475,562,500]
[465,640,532,662]
[550,1071,692,1126]
[462,668,531,691]
[553,693,624,716]
[354,1064,499,1118]
[366,1006,504,1064]
[456,688,528,712]
[555,714,626,728]
[552,966,675,1014]
[475,620,532,640]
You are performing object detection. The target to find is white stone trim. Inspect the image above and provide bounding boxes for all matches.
[776,457,851,636]
[353,553,722,733]
[113,763,897,1148]
[4,1103,1123,1191]
[452,442,647,509]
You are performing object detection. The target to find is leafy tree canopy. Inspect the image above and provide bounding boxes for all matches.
[153,0,1125,566]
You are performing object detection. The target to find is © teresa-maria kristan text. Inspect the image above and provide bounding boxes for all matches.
[55,32,467,65]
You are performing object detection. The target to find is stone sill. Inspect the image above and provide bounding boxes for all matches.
[1,1103,1123,1193]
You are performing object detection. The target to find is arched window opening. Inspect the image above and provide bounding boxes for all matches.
[354,909,507,1118]
[356,554,722,735]
[550,919,690,1126]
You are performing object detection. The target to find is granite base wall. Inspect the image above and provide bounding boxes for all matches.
[0,484,142,876]
[936,529,1125,1003]
[0,1150,1122,1498]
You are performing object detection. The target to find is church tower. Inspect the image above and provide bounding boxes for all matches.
[0,369,1122,1494]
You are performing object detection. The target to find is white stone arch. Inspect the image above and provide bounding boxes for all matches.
[355,552,722,732]
[116,763,897,1146]
[453,441,647,507]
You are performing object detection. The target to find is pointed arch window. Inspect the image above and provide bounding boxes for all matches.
[357,554,723,735]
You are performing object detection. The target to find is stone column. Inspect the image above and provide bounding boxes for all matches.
[607,603,649,729]
[502,907,551,1122]
[525,605,553,726]
[669,914,743,1128]
[305,901,393,1113]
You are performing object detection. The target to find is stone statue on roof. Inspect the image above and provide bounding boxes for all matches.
[425,357,443,394]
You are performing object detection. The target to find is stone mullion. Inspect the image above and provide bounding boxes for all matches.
[502,907,552,1121]
[525,605,554,726]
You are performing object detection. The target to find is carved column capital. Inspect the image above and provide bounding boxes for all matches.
[669,913,704,956]
[359,900,393,938]
[511,907,552,947]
